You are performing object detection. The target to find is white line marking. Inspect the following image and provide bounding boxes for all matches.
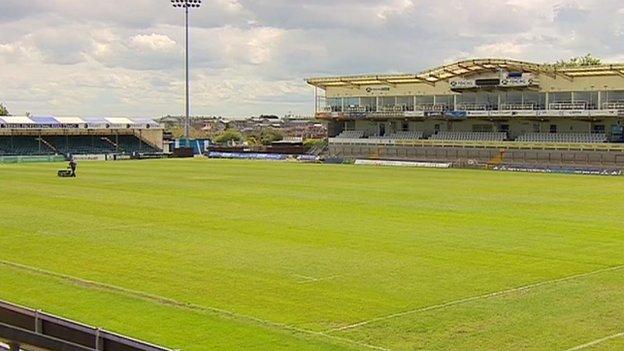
[330,264,624,332]
[564,332,624,351]
[0,259,389,351]
[292,273,316,281]
[293,273,341,284]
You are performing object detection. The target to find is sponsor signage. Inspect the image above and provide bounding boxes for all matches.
[449,80,476,89]
[365,86,391,93]
[355,159,452,168]
[500,75,536,87]
[537,110,592,117]
[322,108,615,120]
[445,111,468,119]
[209,152,289,160]
[424,111,444,117]
[450,73,537,90]
[493,165,622,176]
[369,111,403,118]
[113,154,131,160]
[466,111,489,117]
[490,111,515,117]
[404,111,425,117]
[589,110,619,117]
[72,154,106,161]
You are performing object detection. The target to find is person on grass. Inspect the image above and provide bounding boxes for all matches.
[69,156,77,177]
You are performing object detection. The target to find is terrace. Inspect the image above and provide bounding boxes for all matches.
[318,90,624,118]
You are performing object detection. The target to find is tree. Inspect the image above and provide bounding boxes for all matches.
[214,129,244,144]
[0,103,9,116]
[554,54,602,68]
[259,128,283,146]
[245,134,261,146]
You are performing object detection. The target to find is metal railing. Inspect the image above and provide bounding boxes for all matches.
[413,104,448,111]
[499,103,537,110]
[602,101,624,110]
[548,101,588,110]
[455,103,494,111]
[320,99,624,115]
[328,138,624,152]
[0,300,174,351]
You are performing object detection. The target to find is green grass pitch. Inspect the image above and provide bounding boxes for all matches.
[1,159,623,351]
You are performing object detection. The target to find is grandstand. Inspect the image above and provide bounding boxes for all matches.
[307,58,624,167]
[0,116,162,157]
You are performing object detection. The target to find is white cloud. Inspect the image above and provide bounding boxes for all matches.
[1,0,624,117]
[130,34,177,52]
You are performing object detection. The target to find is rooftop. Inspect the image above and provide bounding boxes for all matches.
[306,58,624,88]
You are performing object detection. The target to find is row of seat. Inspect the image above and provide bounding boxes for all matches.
[516,133,607,143]
[376,131,424,140]
[331,131,610,144]
[0,137,54,156]
[429,132,507,141]
[0,136,159,156]
[335,130,365,139]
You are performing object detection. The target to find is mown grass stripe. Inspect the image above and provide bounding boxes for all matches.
[0,259,389,351]
[330,264,624,332]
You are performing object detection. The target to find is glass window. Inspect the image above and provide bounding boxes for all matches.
[343,97,360,107]
[361,97,376,112]
[414,95,435,111]
[522,92,546,109]
[572,91,598,109]
[603,90,624,102]
[549,92,572,103]
[602,90,624,109]
[397,96,414,111]
[501,91,523,104]
[456,92,476,104]
[476,92,498,109]
[380,97,396,107]
[327,98,342,112]
[415,95,434,104]
[435,95,453,107]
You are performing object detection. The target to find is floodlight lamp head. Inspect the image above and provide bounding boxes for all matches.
[171,0,201,8]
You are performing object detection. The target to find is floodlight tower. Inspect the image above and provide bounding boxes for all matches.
[171,0,201,146]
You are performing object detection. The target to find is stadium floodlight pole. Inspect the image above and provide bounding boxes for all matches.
[171,0,201,147]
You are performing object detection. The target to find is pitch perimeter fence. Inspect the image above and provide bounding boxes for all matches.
[0,300,173,351]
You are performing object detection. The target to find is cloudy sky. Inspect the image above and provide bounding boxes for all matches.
[1,0,624,118]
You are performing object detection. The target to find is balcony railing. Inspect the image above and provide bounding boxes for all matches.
[455,103,493,111]
[500,103,537,110]
[414,104,448,111]
[602,101,624,110]
[320,99,622,116]
[548,101,588,110]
